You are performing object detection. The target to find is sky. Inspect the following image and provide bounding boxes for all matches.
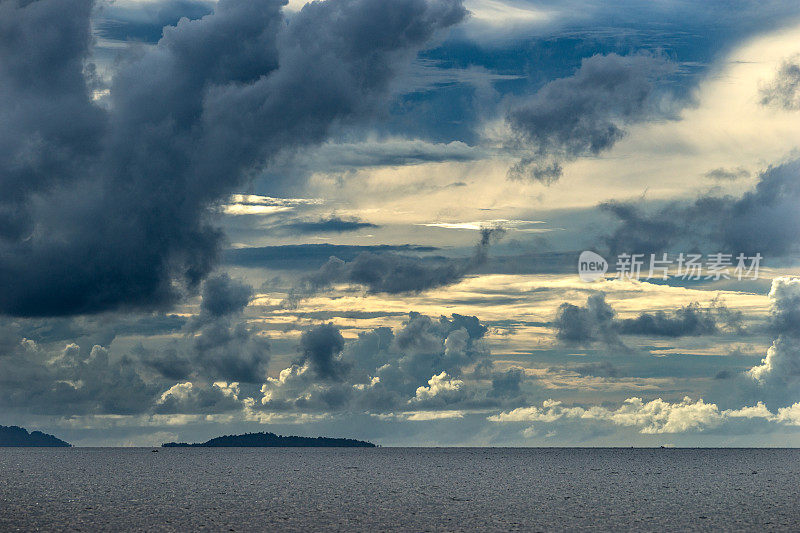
[4,0,800,446]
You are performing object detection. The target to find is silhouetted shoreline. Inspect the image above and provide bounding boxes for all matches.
[162,431,375,447]
[0,426,71,447]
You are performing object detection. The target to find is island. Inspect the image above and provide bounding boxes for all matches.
[0,425,71,447]
[162,431,375,448]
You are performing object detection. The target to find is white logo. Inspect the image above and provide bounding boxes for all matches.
[578,251,608,282]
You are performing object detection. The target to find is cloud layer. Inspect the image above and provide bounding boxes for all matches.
[0,0,466,317]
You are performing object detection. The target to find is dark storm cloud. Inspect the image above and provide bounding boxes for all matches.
[0,277,268,416]
[617,301,740,337]
[189,320,271,383]
[760,56,800,110]
[198,274,252,318]
[553,293,618,344]
[301,227,505,295]
[0,0,467,317]
[553,293,740,344]
[600,159,800,256]
[296,324,349,381]
[488,367,525,399]
[505,53,673,183]
[279,216,378,234]
[0,313,186,354]
[147,274,270,384]
[0,342,159,415]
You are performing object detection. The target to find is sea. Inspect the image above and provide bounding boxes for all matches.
[1,447,799,531]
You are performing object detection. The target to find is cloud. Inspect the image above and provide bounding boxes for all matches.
[488,367,525,398]
[220,194,322,216]
[553,293,741,345]
[505,53,673,183]
[279,216,378,234]
[766,276,800,336]
[0,0,467,317]
[270,138,486,176]
[0,341,158,415]
[749,278,800,386]
[705,278,800,409]
[704,166,750,181]
[141,274,269,384]
[571,361,622,378]
[489,397,799,435]
[299,226,505,296]
[188,321,271,383]
[601,158,800,256]
[198,274,252,318]
[94,0,215,43]
[154,380,242,414]
[0,278,269,414]
[410,371,466,405]
[617,299,742,337]
[553,292,618,345]
[258,311,503,414]
[296,324,349,381]
[760,55,800,110]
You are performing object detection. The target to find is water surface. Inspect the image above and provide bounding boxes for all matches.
[1,448,798,531]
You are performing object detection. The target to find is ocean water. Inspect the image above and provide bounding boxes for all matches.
[1,447,799,531]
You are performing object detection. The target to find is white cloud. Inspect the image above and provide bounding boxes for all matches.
[488,396,800,434]
[157,382,193,405]
[411,372,464,402]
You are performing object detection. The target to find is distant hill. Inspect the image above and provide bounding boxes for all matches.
[162,432,375,448]
[0,425,71,447]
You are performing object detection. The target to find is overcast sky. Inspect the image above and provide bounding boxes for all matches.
[4,0,800,446]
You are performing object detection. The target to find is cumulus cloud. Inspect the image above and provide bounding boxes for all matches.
[198,274,252,318]
[707,278,800,408]
[296,324,349,381]
[553,293,741,347]
[0,341,158,415]
[618,299,742,337]
[766,276,800,336]
[258,312,507,414]
[553,292,618,344]
[489,397,800,435]
[150,274,270,383]
[154,380,242,414]
[749,278,800,386]
[506,53,673,183]
[411,371,465,404]
[0,0,467,317]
